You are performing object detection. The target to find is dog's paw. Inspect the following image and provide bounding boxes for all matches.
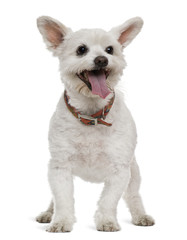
[133,215,155,226]
[36,211,52,223]
[96,221,120,232]
[46,221,73,233]
[95,210,120,232]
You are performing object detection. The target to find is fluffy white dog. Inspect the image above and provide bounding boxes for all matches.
[36,16,155,232]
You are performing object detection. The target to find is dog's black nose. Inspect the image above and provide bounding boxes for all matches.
[94,56,108,68]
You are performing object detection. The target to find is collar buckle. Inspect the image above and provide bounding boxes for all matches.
[78,114,98,126]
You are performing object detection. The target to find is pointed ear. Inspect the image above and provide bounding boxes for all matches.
[37,16,72,52]
[110,17,143,48]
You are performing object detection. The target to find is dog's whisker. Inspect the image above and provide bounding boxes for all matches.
[78,84,86,93]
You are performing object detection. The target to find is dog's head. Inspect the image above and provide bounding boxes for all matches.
[37,16,143,99]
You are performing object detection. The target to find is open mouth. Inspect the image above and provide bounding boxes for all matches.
[76,69,111,99]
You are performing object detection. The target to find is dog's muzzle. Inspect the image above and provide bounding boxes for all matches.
[76,56,111,99]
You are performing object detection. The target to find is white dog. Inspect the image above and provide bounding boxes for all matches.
[36,16,154,232]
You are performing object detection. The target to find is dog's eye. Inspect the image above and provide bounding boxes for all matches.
[105,46,113,55]
[76,45,88,56]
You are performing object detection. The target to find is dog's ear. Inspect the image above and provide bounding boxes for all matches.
[110,17,143,48]
[37,16,72,52]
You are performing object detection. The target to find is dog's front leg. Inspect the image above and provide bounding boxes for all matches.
[95,167,130,231]
[46,164,75,232]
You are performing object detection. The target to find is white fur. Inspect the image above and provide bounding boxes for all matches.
[36,16,154,232]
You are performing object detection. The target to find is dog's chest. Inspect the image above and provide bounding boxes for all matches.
[71,126,112,160]
[70,127,122,182]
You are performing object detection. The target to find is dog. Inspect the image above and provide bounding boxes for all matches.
[36,16,155,232]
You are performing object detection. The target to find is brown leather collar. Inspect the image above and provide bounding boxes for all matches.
[64,91,115,127]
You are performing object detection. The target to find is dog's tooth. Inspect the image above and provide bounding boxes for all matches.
[84,71,88,80]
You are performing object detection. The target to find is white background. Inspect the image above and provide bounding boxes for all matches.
[0,0,187,239]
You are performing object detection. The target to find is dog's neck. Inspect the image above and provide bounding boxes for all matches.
[65,87,115,116]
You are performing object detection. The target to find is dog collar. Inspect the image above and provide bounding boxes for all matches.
[64,90,115,127]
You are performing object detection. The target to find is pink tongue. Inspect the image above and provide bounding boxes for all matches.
[87,70,111,99]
